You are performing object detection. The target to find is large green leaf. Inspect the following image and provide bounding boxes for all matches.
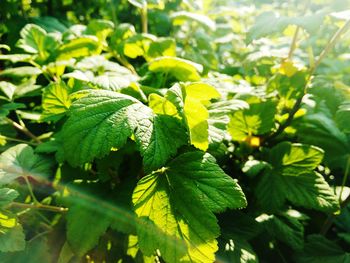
[0,144,53,186]
[133,151,247,262]
[41,81,72,122]
[61,90,187,171]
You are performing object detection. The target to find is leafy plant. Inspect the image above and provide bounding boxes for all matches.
[0,0,350,262]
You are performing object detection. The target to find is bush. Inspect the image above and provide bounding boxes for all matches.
[0,1,350,262]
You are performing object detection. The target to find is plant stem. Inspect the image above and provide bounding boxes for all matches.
[310,19,350,76]
[141,5,148,33]
[109,0,118,26]
[287,26,300,59]
[5,117,42,144]
[24,175,40,204]
[1,136,38,146]
[339,156,350,203]
[10,202,68,213]
[267,19,350,141]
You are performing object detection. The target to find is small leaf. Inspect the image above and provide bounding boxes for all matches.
[270,142,324,176]
[0,211,25,253]
[171,11,216,31]
[335,101,350,133]
[41,81,72,122]
[257,213,304,250]
[57,37,101,60]
[0,81,16,100]
[0,188,19,207]
[148,56,203,81]
[0,144,53,186]
[17,24,59,62]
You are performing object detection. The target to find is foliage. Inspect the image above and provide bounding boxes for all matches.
[0,0,350,262]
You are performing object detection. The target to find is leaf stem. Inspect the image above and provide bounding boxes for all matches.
[5,117,42,144]
[24,175,40,204]
[1,136,38,146]
[287,26,300,59]
[140,5,148,33]
[339,155,350,203]
[310,19,350,76]
[10,202,68,213]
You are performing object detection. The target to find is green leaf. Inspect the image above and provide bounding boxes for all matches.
[66,201,112,256]
[0,54,32,63]
[0,103,25,118]
[65,55,138,90]
[61,90,187,171]
[133,151,247,262]
[17,24,59,62]
[0,210,25,253]
[134,114,187,172]
[0,66,42,79]
[0,221,25,253]
[256,142,339,212]
[270,142,324,177]
[246,11,325,43]
[148,56,203,81]
[256,144,339,213]
[0,235,50,263]
[0,81,16,100]
[147,38,176,59]
[216,238,258,263]
[0,45,10,51]
[296,113,350,168]
[336,101,350,133]
[257,213,304,250]
[85,19,114,42]
[171,11,216,31]
[0,144,53,186]
[295,235,350,263]
[164,83,221,151]
[128,0,146,9]
[0,188,19,207]
[57,37,101,60]
[228,99,276,141]
[123,34,155,59]
[41,81,72,122]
